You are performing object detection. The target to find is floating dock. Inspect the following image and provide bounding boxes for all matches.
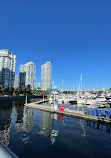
[30,99,49,104]
[25,100,111,124]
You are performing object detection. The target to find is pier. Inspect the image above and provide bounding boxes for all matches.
[29,99,49,104]
[25,100,111,124]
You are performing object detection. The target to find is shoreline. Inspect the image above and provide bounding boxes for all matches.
[0,94,48,100]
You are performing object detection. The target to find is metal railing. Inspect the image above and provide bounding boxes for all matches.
[0,141,18,158]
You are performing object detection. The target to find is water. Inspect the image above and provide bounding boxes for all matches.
[0,98,111,158]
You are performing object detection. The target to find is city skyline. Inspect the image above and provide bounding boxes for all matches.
[0,1,111,90]
[0,48,110,91]
[0,49,53,90]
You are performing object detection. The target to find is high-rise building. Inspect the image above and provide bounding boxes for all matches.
[19,62,36,90]
[14,76,19,89]
[37,82,41,89]
[19,65,26,87]
[41,62,52,90]
[0,49,16,88]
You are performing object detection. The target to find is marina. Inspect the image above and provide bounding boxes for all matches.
[25,97,111,124]
[0,1,111,158]
[0,98,111,158]
[54,91,111,105]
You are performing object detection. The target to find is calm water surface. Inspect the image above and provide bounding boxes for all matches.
[0,98,111,158]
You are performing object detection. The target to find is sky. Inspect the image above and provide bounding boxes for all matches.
[0,0,111,90]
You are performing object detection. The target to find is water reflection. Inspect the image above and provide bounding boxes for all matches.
[1,99,111,149]
[86,120,111,133]
[39,111,59,145]
[0,100,34,146]
[39,111,51,137]
[50,114,59,145]
[15,106,34,133]
[79,120,86,137]
[0,102,12,146]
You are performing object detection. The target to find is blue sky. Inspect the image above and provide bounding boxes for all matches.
[0,0,111,90]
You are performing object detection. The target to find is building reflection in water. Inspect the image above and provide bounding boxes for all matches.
[9,102,34,144]
[50,113,59,145]
[1,99,111,147]
[39,102,59,145]
[79,119,86,137]
[0,103,12,146]
[39,111,51,137]
[12,105,34,133]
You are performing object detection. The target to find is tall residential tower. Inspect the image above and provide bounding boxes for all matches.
[41,62,52,90]
[0,49,16,88]
[14,76,19,89]
[19,62,36,90]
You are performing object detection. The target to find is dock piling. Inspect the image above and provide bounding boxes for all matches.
[25,95,27,105]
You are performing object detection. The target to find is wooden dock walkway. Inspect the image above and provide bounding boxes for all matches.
[30,99,49,104]
[25,101,111,124]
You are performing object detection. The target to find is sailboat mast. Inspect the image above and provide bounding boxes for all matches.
[62,80,64,94]
[81,73,82,91]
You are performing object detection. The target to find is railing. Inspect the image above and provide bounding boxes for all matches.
[0,141,18,158]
